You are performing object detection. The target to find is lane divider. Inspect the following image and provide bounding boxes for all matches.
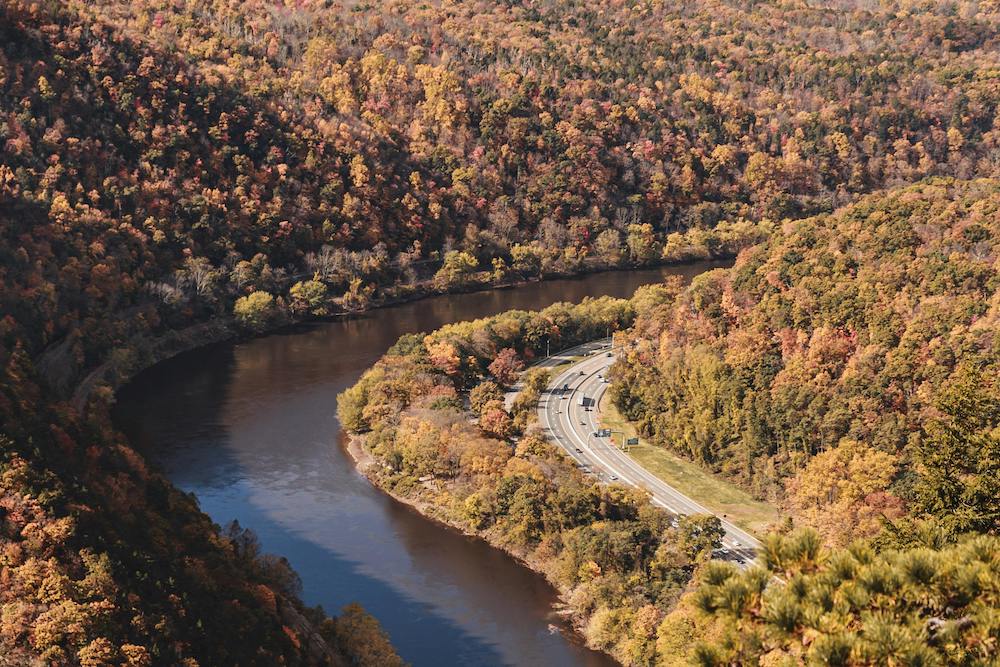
[536,348,761,565]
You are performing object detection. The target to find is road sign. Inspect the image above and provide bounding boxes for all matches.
[626,437,639,446]
[598,428,611,437]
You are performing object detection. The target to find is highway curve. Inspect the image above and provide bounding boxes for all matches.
[534,342,761,567]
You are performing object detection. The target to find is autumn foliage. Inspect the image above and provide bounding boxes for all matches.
[610,179,1000,546]
[338,298,726,665]
[4,0,1000,662]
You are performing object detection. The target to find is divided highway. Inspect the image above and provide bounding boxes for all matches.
[534,342,761,566]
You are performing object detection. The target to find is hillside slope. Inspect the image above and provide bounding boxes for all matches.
[3,0,1000,662]
[611,178,1000,545]
[1,3,401,664]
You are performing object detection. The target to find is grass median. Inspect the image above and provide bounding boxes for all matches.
[599,401,779,538]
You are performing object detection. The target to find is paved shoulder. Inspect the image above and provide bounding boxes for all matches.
[535,343,761,567]
[502,340,609,410]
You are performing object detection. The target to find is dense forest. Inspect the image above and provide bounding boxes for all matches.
[6,0,1000,389]
[605,177,1000,662]
[610,178,999,545]
[3,0,1000,663]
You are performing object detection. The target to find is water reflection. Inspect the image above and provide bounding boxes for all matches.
[114,262,729,666]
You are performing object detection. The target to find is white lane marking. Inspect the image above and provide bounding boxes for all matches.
[576,360,760,556]
[544,358,637,489]
[539,350,760,563]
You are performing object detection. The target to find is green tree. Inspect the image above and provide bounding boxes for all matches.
[234,291,276,331]
[289,279,329,315]
[594,229,624,266]
[911,366,1000,537]
[491,256,509,282]
[626,223,659,264]
[691,530,1000,666]
[510,243,541,276]
[434,251,479,289]
[673,515,725,561]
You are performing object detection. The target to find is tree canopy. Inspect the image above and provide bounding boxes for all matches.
[688,531,1000,666]
[4,0,1000,662]
[338,296,725,665]
[611,179,1000,546]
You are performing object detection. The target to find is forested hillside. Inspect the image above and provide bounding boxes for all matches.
[0,1,404,663]
[3,0,1000,663]
[611,178,1000,547]
[6,0,1000,391]
[615,181,1000,661]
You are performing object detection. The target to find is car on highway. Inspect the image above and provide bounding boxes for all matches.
[575,448,582,453]
[606,352,612,357]
[610,475,618,481]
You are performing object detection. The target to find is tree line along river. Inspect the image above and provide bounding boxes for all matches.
[113,261,729,667]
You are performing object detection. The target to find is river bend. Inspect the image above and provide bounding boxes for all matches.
[113,262,727,667]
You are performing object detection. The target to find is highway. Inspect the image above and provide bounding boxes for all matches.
[503,339,611,410]
[534,342,760,566]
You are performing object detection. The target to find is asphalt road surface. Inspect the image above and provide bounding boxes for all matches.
[535,342,760,567]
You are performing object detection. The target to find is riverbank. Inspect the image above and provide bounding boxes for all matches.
[115,260,730,666]
[81,255,736,412]
[342,432,601,656]
[334,295,728,665]
[343,434,449,528]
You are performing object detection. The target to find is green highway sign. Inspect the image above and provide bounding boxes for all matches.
[626,437,639,446]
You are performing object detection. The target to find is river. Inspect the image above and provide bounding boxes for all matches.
[113,261,728,667]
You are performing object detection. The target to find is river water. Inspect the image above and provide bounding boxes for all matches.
[113,261,727,667]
